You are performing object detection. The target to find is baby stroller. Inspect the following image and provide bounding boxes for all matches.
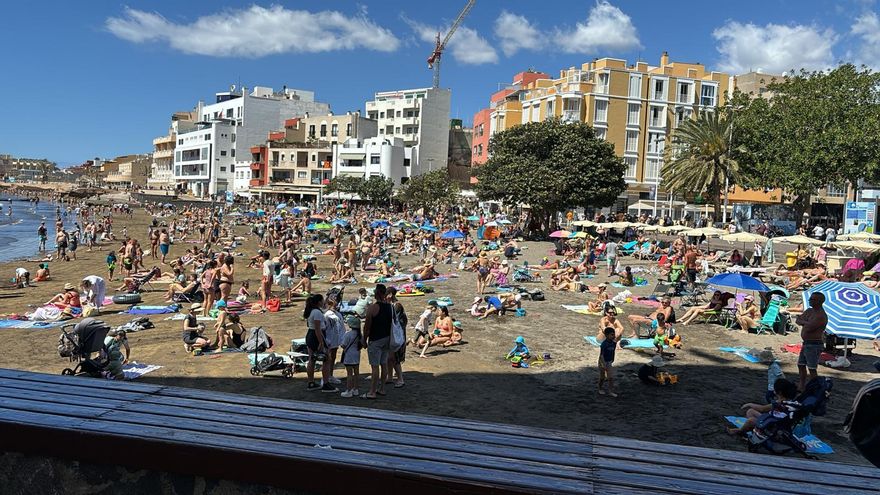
[747,377,833,459]
[513,267,541,283]
[58,317,112,377]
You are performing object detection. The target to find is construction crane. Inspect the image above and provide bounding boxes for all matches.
[426,0,475,89]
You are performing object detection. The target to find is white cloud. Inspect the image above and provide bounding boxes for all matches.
[406,18,498,65]
[106,5,400,57]
[554,1,641,54]
[850,12,880,67]
[494,11,545,56]
[712,21,837,74]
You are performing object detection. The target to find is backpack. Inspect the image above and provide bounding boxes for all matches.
[390,304,405,352]
[266,297,281,312]
[255,353,285,373]
[845,378,880,468]
[528,289,545,301]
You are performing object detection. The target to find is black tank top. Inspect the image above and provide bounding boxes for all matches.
[370,302,392,341]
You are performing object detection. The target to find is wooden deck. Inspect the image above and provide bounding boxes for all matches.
[0,368,876,494]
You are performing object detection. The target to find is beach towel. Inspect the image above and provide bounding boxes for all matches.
[397,290,425,297]
[0,319,68,329]
[611,280,648,288]
[124,304,180,315]
[562,304,622,316]
[195,347,243,356]
[724,416,833,454]
[636,299,662,308]
[781,344,803,354]
[122,362,162,380]
[719,347,761,363]
[164,314,215,321]
[584,336,659,348]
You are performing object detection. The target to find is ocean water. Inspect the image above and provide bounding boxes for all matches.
[0,197,64,263]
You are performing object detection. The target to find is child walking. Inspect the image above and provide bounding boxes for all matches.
[340,315,362,398]
[598,327,618,397]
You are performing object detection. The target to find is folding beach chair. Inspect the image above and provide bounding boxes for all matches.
[756,300,782,335]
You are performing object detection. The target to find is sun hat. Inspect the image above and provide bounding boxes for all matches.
[190,303,203,311]
[598,283,607,288]
[453,320,463,329]
[345,314,361,329]
[215,300,227,308]
[63,283,75,291]
[514,336,525,344]
[649,356,666,367]
[758,349,776,363]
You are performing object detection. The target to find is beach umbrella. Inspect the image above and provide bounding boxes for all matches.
[271,216,283,221]
[831,240,880,253]
[498,219,512,224]
[245,212,258,218]
[163,203,174,208]
[771,235,824,246]
[441,229,466,239]
[684,227,727,238]
[420,224,439,232]
[722,232,769,244]
[705,273,769,292]
[370,220,390,228]
[662,225,692,233]
[549,230,572,238]
[803,281,880,340]
[331,219,349,227]
[484,221,498,227]
[276,203,287,209]
[307,222,333,231]
[570,231,590,239]
[839,231,880,242]
[466,215,480,221]
[571,220,597,227]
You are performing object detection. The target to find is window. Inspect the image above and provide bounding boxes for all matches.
[649,105,665,127]
[346,123,352,135]
[379,112,384,119]
[652,79,666,100]
[596,72,609,94]
[825,184,846,197]
[395,127,401,134]
[521,106,530,125]
[477,144,483,156]
[594,100,608,122]
[320,124,327,137]
[308,125,315,138]
[231,134,236,142]
[178,139,183,145]
[627,103,640,125]
[298,171,307,179]
[594,127,606,140]
[531,105,540,122]
[645,158,662,181]
[396,111,401,117]
[331,123,338,137]
[204,134,211,141]
[648,133,665,154]
[311,154,316,162]
[625,130,639,152]
[226,109,233,118]
[237,106,241,117]
[624,157,638,178]
[700,84,717,106]
[220,150,227,157]
[219,166,226,172]
[379,129,384,134]
[370,155,380,164]
[677,82,692,104]
[546,100,554,119]
[674,107,693,128]
[629,75,641,98]
[231,149,235,157]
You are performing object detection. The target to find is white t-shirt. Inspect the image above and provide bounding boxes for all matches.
[340,329,360,365]
[262,259,275,277]
[323,308,344,348]
[415,308,434,331]
[307,308,325,334]
[813,226,824,238]
[15,267,28,277]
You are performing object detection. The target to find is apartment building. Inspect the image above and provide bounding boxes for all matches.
[173,85,330,197]
[365,87,450,177]
[105,154,152,188]
[332,137,406,186]
[471,70,550,165]
[149,110,197,189]
[249,112,377,201]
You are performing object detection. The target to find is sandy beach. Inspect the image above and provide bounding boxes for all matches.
[0,207,876,467]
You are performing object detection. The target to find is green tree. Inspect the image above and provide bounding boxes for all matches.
[475,118,626,235]
[324,175,365,197]
[662,110,742,222]
[732,64,880,223]
[359,175,394,205]
[399,169,460,212]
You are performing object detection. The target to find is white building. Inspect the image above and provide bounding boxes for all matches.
[173,86,330,197]
[149,111,197,189]
[333,137,406,186]
[365,87,450,178]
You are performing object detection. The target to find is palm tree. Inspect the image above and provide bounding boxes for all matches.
[662,110,742,223]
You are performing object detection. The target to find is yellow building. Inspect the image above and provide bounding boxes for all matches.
[514,52,732,202]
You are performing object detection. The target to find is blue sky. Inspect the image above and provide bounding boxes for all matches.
[2,0,879,166]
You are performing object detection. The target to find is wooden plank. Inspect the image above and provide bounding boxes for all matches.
[0,386,128,410]
[105,404,589,480]
[0,406,591,494]
[594,444,878,491]
[593,434,880,479]
[0,368,165,394]
[0,380,152,403]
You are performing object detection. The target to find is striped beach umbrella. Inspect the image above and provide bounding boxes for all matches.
[803,281,880,340]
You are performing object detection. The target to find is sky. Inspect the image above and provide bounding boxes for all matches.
[2,0,880,166]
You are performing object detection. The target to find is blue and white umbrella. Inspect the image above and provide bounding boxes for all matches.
[803,281,880,340]
[705,272,769,292]
[441,229,466,239]
[370,220,390,228]
[276,203,287,209]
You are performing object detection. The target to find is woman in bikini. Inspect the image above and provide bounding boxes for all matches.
[417,306,456,357]
[218,255,235,302]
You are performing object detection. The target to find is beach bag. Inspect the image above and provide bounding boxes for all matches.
[82,305,99,318]
[528,289,545,301]
[390,306,405,351]
[845,379,880,468]
[266,297,281,313]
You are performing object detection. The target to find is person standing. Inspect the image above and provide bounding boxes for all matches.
[362,284,392,399]
[598,327,618,397]
[159,229,171,263]
[387,287,408,388]
[260,251,274,308]
[605,240,618,276]
[752,241,763,267]
[795,292,828,391]
[37,222,47,252]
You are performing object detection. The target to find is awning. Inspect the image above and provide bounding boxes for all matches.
[338,151,366,160]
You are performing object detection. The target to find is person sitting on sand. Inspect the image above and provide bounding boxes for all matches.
[628,297,674,335]
[182,303,212,354]
[735,295,761,333]
[165,273,198,302]
[678,290,726,325]
[329,262,355,284]
[290,270,312,297]
[236,280,250,303]
[551,267,580,292]
[598,305,625,342]
[34,263,50,282]
[617,266,634,287]
[726,378,798,436]
[586,284,610,313]
[47,283,82,312]
[415,306,457,357]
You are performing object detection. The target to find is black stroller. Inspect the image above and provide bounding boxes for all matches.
[747,377,833,459]
[58,317,112,377]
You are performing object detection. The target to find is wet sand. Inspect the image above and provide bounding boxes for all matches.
[0,210,876,466]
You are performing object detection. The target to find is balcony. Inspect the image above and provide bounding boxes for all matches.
[153,135,174,146]
[153,149,174,159]
[250,162,264,171]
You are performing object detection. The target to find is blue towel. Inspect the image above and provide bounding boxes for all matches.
[125,304,179,315]
[584,336,658,349]
[724,416,833,454]
[719,347,760,363]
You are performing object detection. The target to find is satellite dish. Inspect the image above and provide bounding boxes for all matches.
[230,84,236,92]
